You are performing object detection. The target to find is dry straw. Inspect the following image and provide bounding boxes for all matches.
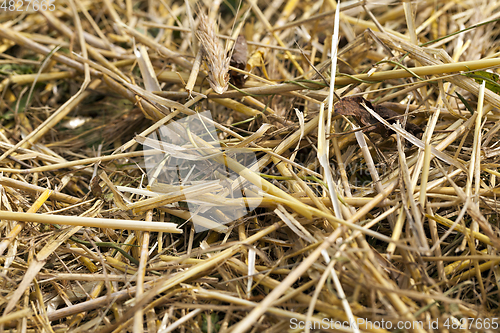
[2,0,500,332]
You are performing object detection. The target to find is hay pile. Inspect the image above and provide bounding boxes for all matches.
[1,0,500,332]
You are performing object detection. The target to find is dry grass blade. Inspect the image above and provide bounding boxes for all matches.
[0,189,51,256]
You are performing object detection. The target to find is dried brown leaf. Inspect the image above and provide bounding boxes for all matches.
[229,35,248,87]
[334,96,423,139]
[90,176,103,198]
